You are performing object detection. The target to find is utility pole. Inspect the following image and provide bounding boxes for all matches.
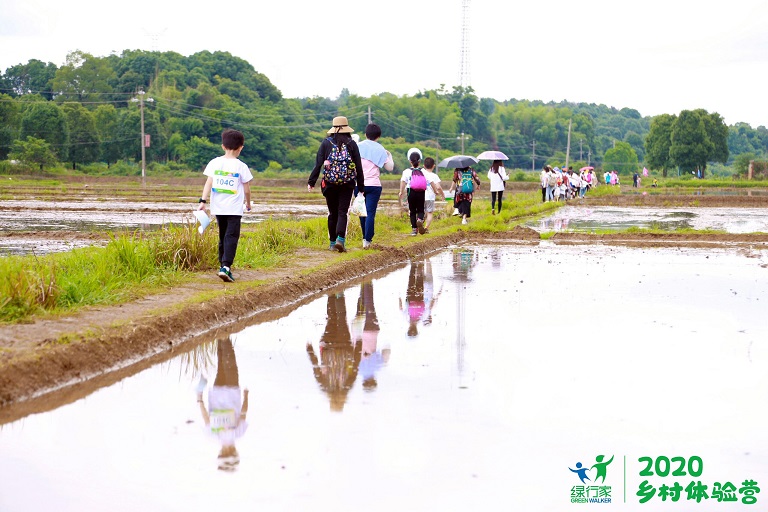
[564,119,572,170]
[458,132,467,154]
[367,105,372,125]
[531,139,536,172]
[588,149,591,166]
[131,89,154,185]
[579,139,583,161]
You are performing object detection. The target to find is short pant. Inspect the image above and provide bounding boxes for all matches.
[424,200,436,213]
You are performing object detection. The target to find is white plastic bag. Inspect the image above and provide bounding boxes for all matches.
[192,209,211,234]
[350,194,367,217]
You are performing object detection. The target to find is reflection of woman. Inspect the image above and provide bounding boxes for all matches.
[350,282,390,391]
[452,249,478,281]
[197,338,249,472]
[306,293,361,411]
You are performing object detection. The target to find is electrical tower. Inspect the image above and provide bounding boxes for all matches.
[459,0,471,88]
[143,28,167,52]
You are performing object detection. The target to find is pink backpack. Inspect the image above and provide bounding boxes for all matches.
[409,168,428,191]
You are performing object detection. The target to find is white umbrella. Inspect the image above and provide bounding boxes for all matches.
[476,150,508,161]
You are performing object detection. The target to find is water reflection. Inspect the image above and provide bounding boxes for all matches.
[196,338,249,471]
[352,282,389,391]
[451,249,477,383]
[399,258,443,338]
[1,245,767,511]
[528,206,768,233]
[306,293,362,412]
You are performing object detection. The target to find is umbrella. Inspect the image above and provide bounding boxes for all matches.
[476,150,508,161]
[579,166,594,172]
[437,155,479,168]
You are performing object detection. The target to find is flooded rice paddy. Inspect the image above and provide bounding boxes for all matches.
[1,244,767,511]
[528,206,768,233]
[0,200,328,255]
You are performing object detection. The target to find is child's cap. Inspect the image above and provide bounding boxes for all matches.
[407,147,422,161]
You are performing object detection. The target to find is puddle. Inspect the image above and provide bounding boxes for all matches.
[528,206,768,233]
[627,189,768,197]
[0,244,766,511]
[0,200,329,255]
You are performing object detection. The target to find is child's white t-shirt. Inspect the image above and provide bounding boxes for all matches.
[423,170,440,201]
[204,156,253,216]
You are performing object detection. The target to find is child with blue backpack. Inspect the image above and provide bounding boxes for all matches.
[450,166,481,225]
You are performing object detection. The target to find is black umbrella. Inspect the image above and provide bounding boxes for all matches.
[437,155,479,168]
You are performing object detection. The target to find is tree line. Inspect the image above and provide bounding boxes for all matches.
[1,49,767,177]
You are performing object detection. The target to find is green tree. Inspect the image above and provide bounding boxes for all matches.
[645,113,677,177]
[733,153,756,176]
[20,101,69,161]
[9,136,57,170]
[603,141,639,174]
[2,59,58,99]
[93,104,121,166]
[179,136,220,170]
[0,94,21,159]
[695,109,729,167]
[670,110,714,176]
[61,103,100,169]
[52,51,115,102]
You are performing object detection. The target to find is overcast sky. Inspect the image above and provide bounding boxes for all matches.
[1,0,767,128]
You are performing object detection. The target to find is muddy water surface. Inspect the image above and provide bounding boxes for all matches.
[1,244,767,511]
[0,200,328,255]
[529,206,768,233]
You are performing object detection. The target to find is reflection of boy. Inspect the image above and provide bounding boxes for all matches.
[350,282,390,391]
[197,338,249,472]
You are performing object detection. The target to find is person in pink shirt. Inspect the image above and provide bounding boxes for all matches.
[356,123,394,249]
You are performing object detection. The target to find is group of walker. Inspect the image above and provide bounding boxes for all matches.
[540,165,597,202]
[308,116,508,250]
[195,117,509,283]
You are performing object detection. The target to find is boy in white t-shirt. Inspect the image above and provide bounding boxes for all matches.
[422,157,444,232]
[197,129,253,283]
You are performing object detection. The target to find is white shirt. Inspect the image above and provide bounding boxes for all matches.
[487,167,508,192]
[570,173,581,187]
[204,156,253,216]
[401,167,439,188]
[423,169,440,200]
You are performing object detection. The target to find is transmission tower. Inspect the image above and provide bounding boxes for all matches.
[459,0,471,88]
[143,27,167,52]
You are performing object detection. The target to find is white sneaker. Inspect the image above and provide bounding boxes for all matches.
[461,218,468,225]
[362,240,371,249]
[452,208,460,216]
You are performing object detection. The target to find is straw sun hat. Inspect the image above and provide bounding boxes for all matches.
[327,116,355,135]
